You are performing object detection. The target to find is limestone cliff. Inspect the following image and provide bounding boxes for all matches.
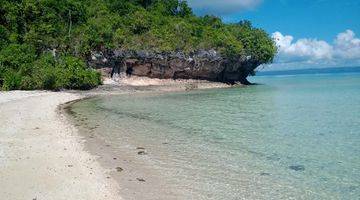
[88,50,261,85]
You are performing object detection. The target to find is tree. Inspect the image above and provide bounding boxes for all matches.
[0,0,276,90]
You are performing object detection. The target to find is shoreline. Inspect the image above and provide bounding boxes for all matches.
[60,77,236,199]
[63,95,182,200]
[0,77,233,199]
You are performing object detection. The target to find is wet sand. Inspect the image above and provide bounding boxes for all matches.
[61,77,235,199]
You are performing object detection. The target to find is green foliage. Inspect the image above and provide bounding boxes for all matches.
[0,51,101,90]
[54,56,102,90]
[30,54,102,90]
[0,25,9,48]
[2,70,23,90]
[1,0,276,58]
[0,44,37,89]
[227,20,276,63]
[0,44,36,71]
[0,0,276,91]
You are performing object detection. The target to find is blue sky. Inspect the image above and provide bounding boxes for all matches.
[187,0,360,70]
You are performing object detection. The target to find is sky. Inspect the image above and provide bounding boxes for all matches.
[187,0,360,70]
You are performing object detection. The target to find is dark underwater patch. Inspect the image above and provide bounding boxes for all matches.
[289,165,305,171]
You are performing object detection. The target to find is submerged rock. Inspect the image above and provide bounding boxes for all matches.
[260,172,271,176]
[116,167,123,172]
[289,165,305,171]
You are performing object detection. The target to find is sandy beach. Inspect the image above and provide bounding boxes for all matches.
[0,0,357,198]
[0,91,121,200]
[0,77,232,200]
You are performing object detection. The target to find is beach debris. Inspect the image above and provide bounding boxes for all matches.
[136,178,146,182]
[67,165,73,167]
[113,157,117,160]
[289,165,305,171]
[116,167,123,172]
[34,127,40,130]
[137,150,147,155]
[185,83,198,91]
[136,147,145,150]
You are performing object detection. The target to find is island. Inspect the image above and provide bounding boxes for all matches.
[0,0,276,90]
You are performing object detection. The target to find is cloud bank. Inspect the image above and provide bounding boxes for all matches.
[269,30,360,70]
[187,0,262,15]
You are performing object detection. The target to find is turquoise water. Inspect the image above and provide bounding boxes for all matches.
[71,73,360,199]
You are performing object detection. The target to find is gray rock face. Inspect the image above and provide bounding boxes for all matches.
[88,50,260,84]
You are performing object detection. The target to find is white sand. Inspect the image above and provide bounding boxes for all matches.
[0,78,232,200]
[116,75,230,87]
[0,91,121,200]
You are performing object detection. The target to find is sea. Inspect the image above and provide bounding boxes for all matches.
[69,67,360,200]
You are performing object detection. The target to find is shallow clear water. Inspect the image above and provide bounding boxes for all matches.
[71,73,360,199]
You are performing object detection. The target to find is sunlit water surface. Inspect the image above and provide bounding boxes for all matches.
[71,73,360,199]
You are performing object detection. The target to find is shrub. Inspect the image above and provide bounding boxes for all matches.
[2,70,22,90]
[20,75,38,90]
[0,63,4,88]
[32,55,102,91]
[56,56,102,90]
[0,53,102,91]
[0,44,36,71]
[42,70,58,90]
[0,25,9,49]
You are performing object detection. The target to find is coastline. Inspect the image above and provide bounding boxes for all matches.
[62,74,360,200]
[61,77,236,199]
[2,74,358,199]
[0,77,233,200]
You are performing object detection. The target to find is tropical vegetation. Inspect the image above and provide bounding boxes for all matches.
[0,0,276,90]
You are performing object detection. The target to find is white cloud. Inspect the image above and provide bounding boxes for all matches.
[273,32,333,62]
[187,0,262,15]
[334,30,360,59]
[268,30,360,70]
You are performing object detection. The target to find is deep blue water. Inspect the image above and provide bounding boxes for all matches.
[256,66,360,76]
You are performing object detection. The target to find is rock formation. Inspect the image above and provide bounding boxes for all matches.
[88,50,261,85]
